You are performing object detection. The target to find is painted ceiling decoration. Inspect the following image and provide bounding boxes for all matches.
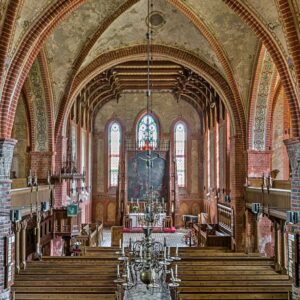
[28,60,49,152]
[0,0,298,142]
[252,50,275,151]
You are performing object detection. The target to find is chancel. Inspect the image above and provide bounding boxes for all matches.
[1,0,300,299]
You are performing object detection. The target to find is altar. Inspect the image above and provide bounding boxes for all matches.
[129,213,166,227]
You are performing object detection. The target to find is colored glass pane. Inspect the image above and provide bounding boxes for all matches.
[175,122,186,187]
[109,122,121,186]
[137,114,158,150]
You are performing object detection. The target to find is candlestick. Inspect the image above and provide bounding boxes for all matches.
[131,239,134,251]
[127,264,130,281]
[171,268,175,281]
[152,268,156,281]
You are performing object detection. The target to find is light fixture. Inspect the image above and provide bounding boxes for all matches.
[114,0,181,298]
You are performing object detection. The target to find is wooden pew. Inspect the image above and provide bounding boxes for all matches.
[12,246,291,300]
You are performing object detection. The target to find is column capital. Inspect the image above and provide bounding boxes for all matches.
[284,137,300,175]
[21,219,28,230]
[15,222,22,233]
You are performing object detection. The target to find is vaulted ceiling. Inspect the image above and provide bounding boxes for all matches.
[3,0,298,134]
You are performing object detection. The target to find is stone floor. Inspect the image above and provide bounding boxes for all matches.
[101,228,190,247]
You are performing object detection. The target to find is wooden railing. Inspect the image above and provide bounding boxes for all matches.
[217,203,233,235]
[11,185,53,216]
[245,187,290,219]
[73,223,104,248]
[53,208,81,236]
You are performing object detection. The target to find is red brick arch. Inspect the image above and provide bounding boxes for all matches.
[223,0,300,137]
[0,0,141,139]
[55,45,244,146]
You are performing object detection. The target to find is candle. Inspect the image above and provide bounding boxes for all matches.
[131,239,134,251]
[122,243,125,255]
[175,264,178,277]
[119,239,122,249]
[171,268,175,281]
[176,244,179,257]
[140,246,143,258]
[164,237,166,247]
[127,265,130,280]
[164,247,166,259]
[117,265,120,277]
[167,246,170,258]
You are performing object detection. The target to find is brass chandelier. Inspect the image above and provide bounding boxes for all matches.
[114,0,181,298]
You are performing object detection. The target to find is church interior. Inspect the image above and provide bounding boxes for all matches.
[1,0,300,299]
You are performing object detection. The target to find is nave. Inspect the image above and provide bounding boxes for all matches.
[1,0,300,299]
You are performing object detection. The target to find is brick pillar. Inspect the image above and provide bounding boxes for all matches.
[0,138,16,300]
[245,209,257,253]
[229,135,246,251]
[284,138,300,299]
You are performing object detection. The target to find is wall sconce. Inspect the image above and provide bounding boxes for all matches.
[287,211,300,224]
[224,195,231,203]
[41,201,49,212]
[10,210,21,222]
[251,203,261,215]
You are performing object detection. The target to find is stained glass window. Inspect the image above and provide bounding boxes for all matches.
[137,114,158,150]
[175,122,186,187]
[109,122,121,187]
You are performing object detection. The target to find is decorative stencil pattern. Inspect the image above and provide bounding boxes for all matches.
[252,52,274,150]
[0,139,16,179]
[29,61,48,152]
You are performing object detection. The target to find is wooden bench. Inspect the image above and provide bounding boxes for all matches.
[12,246,291,300]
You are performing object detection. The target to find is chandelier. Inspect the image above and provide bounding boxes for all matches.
[114,0,181,298]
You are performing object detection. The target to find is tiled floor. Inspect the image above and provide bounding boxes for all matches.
[101,228,190,247]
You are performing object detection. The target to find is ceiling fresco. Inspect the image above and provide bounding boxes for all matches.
[6,0,298,126]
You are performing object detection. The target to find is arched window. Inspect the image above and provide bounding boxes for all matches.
[137,114,158,150]
[109,122,121,187]
[174,122,186,187]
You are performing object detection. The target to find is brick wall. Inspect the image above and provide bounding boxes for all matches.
[11,95,30,179]
[271,88,290,179]
[257,215,274,257]
[92,92,202,226]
